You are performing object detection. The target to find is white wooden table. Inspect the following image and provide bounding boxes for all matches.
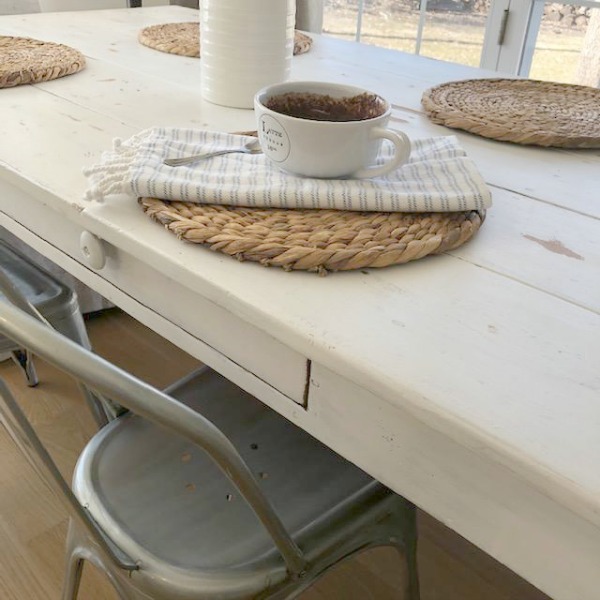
[1,7,599,600]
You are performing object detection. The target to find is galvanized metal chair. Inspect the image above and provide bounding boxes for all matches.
[38,1,167,10]
[0,240,111,426]
[0,300,420,600]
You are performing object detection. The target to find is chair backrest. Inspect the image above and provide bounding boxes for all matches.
[0,299,305,574]
[0,241,113,426]
[0,257,49,322]
[38,0,167,11]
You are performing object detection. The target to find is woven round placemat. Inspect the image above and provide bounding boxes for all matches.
[421,78,600,148]
[140,198,485,274]
[138,22,312,58]
[0,36,85,89]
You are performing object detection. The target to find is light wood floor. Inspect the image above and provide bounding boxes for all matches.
[0,309,551,600]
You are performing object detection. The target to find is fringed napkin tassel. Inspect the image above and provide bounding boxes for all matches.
[83,138,136,202]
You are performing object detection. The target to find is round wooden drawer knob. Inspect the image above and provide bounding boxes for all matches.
[80,231,106,270]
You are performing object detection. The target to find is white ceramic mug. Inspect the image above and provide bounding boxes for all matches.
[254,81,411,179]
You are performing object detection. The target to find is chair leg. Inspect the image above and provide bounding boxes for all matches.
[402,533,420,600]
[78,384,110,428]
[10,349,39,387]
[62,520,86,600]
[51,307,116,427]
[62,521,134,600]
[395,502,420,600]
[61,547,141,600]
[62,551,84,600]
[103,573,152,600]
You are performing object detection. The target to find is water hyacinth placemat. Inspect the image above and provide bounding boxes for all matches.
[0,36,85,88]
[84,129,490,275]
[140,200,485,274]
[138,22,312,58]
[422,78,600,149]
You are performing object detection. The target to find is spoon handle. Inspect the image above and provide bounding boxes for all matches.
[164,148,245,167]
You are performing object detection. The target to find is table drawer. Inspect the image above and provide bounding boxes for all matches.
[0,181,308,405]
[99,246,308,404]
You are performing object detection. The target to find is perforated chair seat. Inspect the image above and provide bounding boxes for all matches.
[74,367,408,598]
[0,302,420,600]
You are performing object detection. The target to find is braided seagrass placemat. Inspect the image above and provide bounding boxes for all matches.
[140,198,485,274]
[138,22,312,58]
[0,36,85,89]
[422,78,600,148]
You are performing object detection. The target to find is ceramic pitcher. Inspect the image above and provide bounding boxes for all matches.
[200,0,295,109]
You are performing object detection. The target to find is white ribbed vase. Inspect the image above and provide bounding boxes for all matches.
[200,0,295,109]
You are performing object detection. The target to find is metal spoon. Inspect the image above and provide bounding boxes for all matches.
[164,139,262,167]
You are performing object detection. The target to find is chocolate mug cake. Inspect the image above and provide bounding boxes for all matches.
[264,92,386,122]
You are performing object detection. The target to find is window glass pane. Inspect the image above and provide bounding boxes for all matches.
[323,0,491,68]
[528,3,600,85]
[419,1,490,68]
[353,0,420,53]
[323,0,361,42]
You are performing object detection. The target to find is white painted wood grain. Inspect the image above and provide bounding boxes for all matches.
[1,7,595,219]
[308,364,600,600]
[0,9,598,600]
[0,179,308,404]
[0,208,310,415]
[448,186,600,313]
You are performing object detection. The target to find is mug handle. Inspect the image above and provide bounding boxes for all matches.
[353,128,411,179]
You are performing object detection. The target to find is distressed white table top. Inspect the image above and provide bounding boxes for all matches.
[0,7,599,599]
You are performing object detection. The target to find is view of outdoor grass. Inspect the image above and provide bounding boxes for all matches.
[322,0,593,84]
[528,21,591,82]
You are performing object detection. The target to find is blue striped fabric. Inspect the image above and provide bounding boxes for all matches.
[84,128,492,212]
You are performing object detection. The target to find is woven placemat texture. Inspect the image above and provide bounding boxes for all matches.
[140,198,485,274]
[422,78,600,148]
[0,36,85,89]
[138,22,312,57]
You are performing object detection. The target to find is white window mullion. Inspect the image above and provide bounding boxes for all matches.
[494,0,541,75]
[415,0,429,55]
[355,0,364,42]
[480,0,513,71]
[517,0,545,75]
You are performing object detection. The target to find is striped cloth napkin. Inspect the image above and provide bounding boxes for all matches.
[84,127,492,212]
